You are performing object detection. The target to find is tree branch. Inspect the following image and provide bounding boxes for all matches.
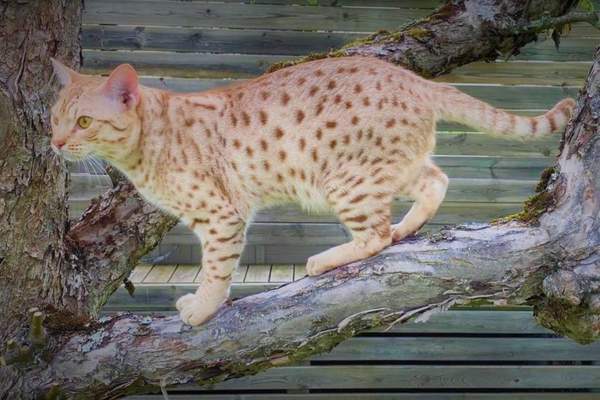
[519,11,600,34]
[268,0,581,76]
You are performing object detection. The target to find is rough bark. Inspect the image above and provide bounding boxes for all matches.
[1,0,599,398]
[0,0,82,345]
[269,0,583,77]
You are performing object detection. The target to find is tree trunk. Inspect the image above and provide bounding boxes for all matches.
[1,0,598,398]
[0,0,82,345]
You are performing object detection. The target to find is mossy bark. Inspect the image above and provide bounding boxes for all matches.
[268,0,579,77]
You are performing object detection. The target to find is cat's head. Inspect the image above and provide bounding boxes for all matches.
[50,59,142,162]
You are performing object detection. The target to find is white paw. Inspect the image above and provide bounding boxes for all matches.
[175,293,196,312]
[176,294,225,326]
[306,253,330,276]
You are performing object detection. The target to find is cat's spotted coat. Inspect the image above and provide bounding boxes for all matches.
[50,57,574,325]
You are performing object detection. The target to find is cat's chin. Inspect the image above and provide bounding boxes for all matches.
[53,148,89,162]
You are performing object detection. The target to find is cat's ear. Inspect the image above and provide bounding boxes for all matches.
[101,64,140,110]
[51,58,79,86]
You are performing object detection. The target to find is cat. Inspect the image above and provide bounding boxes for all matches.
[50,57,574,325]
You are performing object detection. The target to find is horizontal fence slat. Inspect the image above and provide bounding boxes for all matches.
[177,365,600,390]
[82,50,286,79]
[440,61,591,86]
[380,310,550,334]
[313,337,600,361]
[82,25,361,57]
[83,1,429,32]
[70,173,539,207]
[101,0,444,8]
[123,394,600,400]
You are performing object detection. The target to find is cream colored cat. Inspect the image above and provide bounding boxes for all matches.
[50,57,574,325]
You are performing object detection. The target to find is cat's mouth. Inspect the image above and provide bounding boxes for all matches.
[51,144,87,161]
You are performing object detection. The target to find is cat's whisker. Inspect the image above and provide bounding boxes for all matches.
[89,156,112,186]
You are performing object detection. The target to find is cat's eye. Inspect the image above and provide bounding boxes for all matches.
[77,116,93,129]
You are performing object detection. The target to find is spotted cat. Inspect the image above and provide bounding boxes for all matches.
[50,57,574,325]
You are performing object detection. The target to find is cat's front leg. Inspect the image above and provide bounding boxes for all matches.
[176,218,246,326]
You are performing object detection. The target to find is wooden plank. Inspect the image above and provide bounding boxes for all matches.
[244,264,272,283]
[293,264,307,280]
[251,202,522,224]
[107,0,443,8]
[103,284,278,312]
[123,393,600,400]
[69,173,542,205]
[169,265,199,283]
[384,310,551,334]
[83,1,429,32]
[68,196,530,224]
[69,153,555,181]
[440,61,592,86]
[128,264,153,283]
[82,25,360,57]
[232,265,248,283]
[313,337,600,361]
[82,50,286,79]
[514,36,598,62]
[269,264,294,283]
[69,156,552,184]
[143,265,176,283]
[192,365,600,390]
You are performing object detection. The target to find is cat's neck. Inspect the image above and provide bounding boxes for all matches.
[109,86,224,186]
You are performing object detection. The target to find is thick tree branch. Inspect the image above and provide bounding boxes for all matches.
[268,0,580,76]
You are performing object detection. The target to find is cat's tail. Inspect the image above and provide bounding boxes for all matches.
[432,83,575,139]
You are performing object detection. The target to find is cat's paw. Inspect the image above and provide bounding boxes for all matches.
[306,253,331,276]
[176,294,225,326]
[175,293,196,312]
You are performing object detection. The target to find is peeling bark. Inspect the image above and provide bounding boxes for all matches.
[1,0,599,398]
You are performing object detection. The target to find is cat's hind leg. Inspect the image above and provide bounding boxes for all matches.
[391,160,448,242]
[306,173,394,276]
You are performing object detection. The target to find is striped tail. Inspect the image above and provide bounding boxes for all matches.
[432,84,575,138]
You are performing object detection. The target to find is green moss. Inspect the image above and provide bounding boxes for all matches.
[267,52,330,73]
[492,166,557,224]
[405,27,432,40]
[534,298,600,344]
[266,29,404,73]
[44,385,66,400]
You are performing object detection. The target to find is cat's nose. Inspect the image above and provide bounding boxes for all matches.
[51,138,66,150]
